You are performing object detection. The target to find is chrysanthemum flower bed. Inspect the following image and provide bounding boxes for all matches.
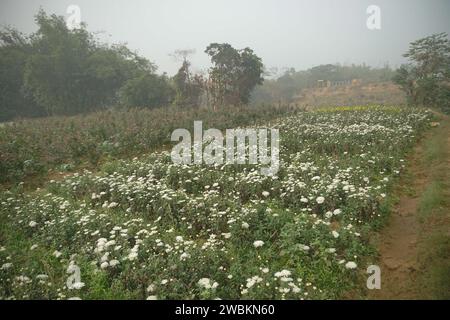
[0,106,432,299]
[0,105,293,184]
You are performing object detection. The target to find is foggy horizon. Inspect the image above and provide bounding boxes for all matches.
[1,0,449,76]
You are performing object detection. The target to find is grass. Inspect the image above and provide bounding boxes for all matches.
[418,181,445,220]
[417,114,450,299]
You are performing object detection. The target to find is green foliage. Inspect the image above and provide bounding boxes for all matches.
[0,104,294,184]
[172,60,203,107]
[205,43,264,106]
[0,9,158,121]
[0,27,45,121]
[1,10,269,120]
[119,73,174,108]
[416,116,450,299]
[394,33,450,112]
[24,10,156,116]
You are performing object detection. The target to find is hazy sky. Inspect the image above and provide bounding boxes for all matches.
[1,0,449,76]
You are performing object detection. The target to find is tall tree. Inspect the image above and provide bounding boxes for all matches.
[23,10,94,115]
[205,43,263,107]
[2,9,160,119]
[394,32,450,112]
[23,10,156,116]
[237,47,264,104]
[173,60,203,107]
[0,27,44,121]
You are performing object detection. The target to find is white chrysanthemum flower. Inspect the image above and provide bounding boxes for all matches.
[29,221,38,228]
[262,191,270,197]
[53,250,62,258]
[316,196,325,204]
[253,240,264,248]
[332,230,339,238]
[16,275,31,283]
[246,276,263,288]
[222,233,231,239]
[180,252,190,261]
[345,261,357,269]
[108,202,118,209]
[147,295,158,300]
[333,209,342,215]
[105,240,116,248]
[100,261,109,269]
[274,270,291,278]
[1,263,13,270]
[71,282,85,290]
[101,253,109,262]
[198,278,211,289]
[241,222,249,229]
[198,278,217,290]
[280,276,293,282]
[109,259,120,267]
[128,251,138,261]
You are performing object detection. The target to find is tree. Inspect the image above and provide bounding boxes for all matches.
[84,44,156,108]
[392,64,418,105]
[23,10,95,115]
[0,27,45,121]
[169,49,196,63]
[172,59,203,107]
[205,43,263,107]
[0,9,165,120]
[23,10,157,116]
[308,64,338,84]
[394,32,450,112]
[237,47,264,104]
[119,73,174,108]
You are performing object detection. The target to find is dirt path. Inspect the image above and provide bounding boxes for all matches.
[368,112,450,299]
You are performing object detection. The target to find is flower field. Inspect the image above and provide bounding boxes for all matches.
[0,105,293,185]
[0,106,433,300]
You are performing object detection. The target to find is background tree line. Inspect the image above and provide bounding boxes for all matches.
[0,10,265,122]
[1,9,448,122]
[251,63,396,104]
[252,33,450,113]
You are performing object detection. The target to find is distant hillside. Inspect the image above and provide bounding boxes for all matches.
[293,81,406,107]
